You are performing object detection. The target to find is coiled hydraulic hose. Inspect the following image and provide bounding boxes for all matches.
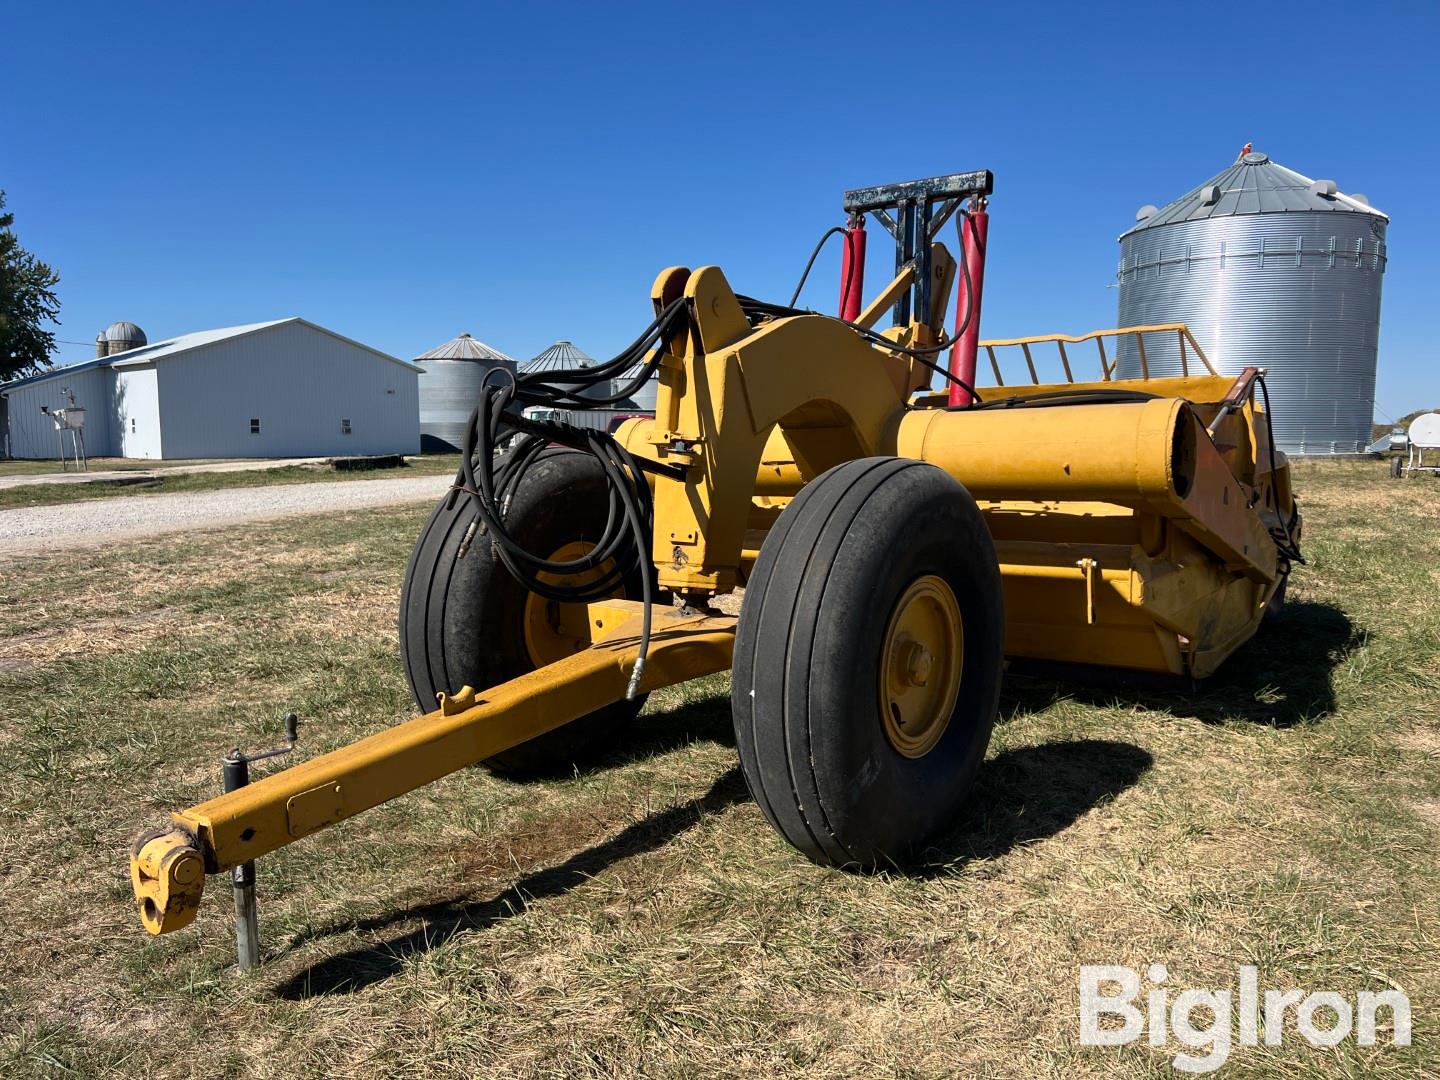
[452,298,690,697]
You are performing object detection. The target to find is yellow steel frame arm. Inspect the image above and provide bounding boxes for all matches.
[636,264,942,596]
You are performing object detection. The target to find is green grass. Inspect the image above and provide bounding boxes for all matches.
[0,458,1435,1078]
[0,455,461,509]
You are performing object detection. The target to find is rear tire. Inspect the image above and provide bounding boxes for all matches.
[399,450,647,776]
[731,457,1005,869]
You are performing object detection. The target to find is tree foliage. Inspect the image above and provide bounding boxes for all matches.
[0,190,61,382]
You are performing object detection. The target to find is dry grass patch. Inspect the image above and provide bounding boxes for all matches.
[0,607,227,664]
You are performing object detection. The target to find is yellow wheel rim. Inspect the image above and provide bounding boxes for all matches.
[522,540,618,667]
[878,574,964,759]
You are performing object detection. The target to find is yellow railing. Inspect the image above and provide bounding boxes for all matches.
[978,323,1217,386]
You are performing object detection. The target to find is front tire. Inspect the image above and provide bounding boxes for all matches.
[399,450,647,776]
[731,457,1005,869]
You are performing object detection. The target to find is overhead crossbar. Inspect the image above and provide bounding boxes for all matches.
[841,170,995,328]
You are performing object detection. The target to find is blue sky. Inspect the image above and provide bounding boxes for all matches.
[3,2,1436,419]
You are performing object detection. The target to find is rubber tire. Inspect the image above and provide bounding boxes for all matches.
[399,449,647,776]
[731,457,1005,869]
[1390,455,1404,479]
[1263,573,1288,624]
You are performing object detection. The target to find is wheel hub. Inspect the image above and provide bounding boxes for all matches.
[879,574,963,758]
[523,540,617,667]
[902,642,934,686]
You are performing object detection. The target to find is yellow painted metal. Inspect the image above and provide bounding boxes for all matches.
[900,397,1187,503]
[130,827,205,935]
[523,540,619,667]
[897,397,1276,582]
[986,498,1278,678]
[975,323,1217,385]
[129,602,736,933]
[855,265,918,330]
[1076,558,1097,625]
[913,372,1234,411]
[879,574,964,759]
[636,265,919,597]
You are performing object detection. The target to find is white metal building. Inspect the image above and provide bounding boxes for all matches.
[1,318,422,459]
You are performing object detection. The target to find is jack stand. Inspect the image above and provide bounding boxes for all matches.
[221,712,299,970]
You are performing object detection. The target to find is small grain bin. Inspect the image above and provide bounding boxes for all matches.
[520,341,639,431]
[415,333,516,452]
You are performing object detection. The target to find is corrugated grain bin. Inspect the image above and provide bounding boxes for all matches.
[1116,149,1388,455]
[416,333,516,452]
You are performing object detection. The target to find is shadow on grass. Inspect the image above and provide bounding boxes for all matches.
[918,739,1152,872]
[272,765,749,999]
[496,687,738,784]
[1001,600,1361,728]
[610,691,737,760]
[272,733,1148,997]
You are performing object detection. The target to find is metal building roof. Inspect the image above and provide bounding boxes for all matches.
[0,354,112,391]
[415,332,514,364]
[522,340,595,374]
[103,320,293,368]
[2,318,419,393]
[1122,148,1387,237]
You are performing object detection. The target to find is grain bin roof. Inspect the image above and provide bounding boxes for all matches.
[104,320,147,347]
[415,332,514,364]
[522,340,595,374]
[1122,149,1387,238]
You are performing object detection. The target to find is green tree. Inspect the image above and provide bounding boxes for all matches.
[0,190,61,381]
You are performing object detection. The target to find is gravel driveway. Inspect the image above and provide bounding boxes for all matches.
[0,474,453,558]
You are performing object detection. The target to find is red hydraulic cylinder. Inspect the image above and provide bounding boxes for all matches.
[838,219,866,322]
[948,205,989,406]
